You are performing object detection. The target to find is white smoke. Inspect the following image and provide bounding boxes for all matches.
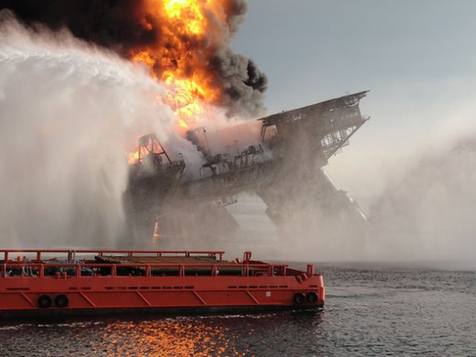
[369,131,476,264]
[0,13,184,248]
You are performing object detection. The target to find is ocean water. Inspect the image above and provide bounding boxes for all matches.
[1,264,475,356]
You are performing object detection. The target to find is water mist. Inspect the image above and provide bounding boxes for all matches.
[0,13,183,248]
[368,133,476,265]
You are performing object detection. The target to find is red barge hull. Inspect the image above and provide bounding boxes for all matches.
[0,249,325,315]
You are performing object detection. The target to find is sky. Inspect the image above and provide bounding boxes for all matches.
[231,0,476,209]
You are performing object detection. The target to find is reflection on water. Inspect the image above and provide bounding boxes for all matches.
[97,318,243,356]
[0,312,325,357]
[94,312,325,356]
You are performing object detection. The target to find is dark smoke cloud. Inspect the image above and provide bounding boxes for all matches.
[218,0,248,33]
[0,0,267,118]
[0,0,150,51]
[210,49,268,117]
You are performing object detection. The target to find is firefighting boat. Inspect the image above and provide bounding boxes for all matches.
[0,249,324,315]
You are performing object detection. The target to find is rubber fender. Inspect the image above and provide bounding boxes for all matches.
[38,295,52,308]
[293,292,306,304]
[55,294,69,308]
[307,292,318,304]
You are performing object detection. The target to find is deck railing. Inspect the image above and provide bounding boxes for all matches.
[0,262,291,279]
[0,250,319,280]
[0,249,226,263]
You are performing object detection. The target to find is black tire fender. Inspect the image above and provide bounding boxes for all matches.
[38,295,52,308]
[55,294,69,308]
[293,292,306,304]
[307,292,318,304]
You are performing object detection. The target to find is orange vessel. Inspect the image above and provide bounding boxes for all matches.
[0,249,325,315]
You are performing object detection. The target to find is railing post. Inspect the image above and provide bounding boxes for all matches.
[39,265,44,278]
[111,265,116,277]
[307,264,314,276]
[146,265,151,277]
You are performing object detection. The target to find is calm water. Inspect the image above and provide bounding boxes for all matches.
[1,264,475,356]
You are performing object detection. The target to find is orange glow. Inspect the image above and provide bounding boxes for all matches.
[127,150,140,165]
[132,50,156,73]
[163,0,206,35]
[97,319,243,356]
[130,0,223,134]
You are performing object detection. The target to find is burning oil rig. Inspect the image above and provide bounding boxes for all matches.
[124,91,369,245]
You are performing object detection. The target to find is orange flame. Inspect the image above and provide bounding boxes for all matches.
[131,0,224,134]
[163,0,206,35]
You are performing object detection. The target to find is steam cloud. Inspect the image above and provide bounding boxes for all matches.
[369,134,476,264]
[0,12,192,247]
[0,0,268,118]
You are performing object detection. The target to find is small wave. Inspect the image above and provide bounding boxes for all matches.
[0,323,33,331]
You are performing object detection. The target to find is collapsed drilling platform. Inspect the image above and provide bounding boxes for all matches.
[124,91,369,246]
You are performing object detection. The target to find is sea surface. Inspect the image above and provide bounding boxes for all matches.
[1,264,475,356]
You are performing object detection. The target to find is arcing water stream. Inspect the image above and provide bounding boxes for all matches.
[0,14,183,247]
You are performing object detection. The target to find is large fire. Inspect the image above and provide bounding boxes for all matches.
[131,0,225,133]
[2,0,268,135]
